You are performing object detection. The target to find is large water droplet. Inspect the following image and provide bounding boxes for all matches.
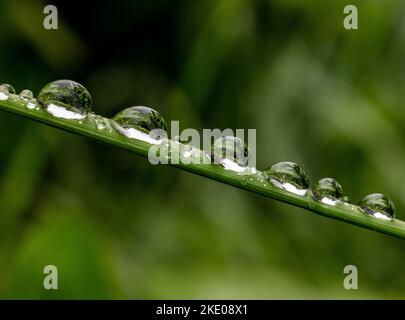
[264,161,309,196]
[111,106,167,144]
[212,136,250,172]
[19,89,34,101]
[0,84,15,100]
[37,80,92,120]
[312,178,343,205]
[359,193,395,220]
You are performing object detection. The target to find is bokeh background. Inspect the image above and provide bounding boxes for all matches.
[0,0,404,299]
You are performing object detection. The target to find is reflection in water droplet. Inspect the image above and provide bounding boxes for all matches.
[0,83,15,100]
[359,193,395,220]
[264,161,309,196]
[212,136,250,172]
[112,106,167,144]
[312,178,343,205]
[37,80,92,120]
[19,89,34,101]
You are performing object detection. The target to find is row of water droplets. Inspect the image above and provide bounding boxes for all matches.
[0,84,37,109]
[0,80,396,221]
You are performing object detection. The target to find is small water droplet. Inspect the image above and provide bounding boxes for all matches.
[212,136,250,172]
[112,106,167,144]
[359,193,395,220]
[0,83,15,100]
[264,161,309,196]
[0,84,15,94]
[182,144,193,158]
[92,114,113,132]
[312,178,343,205]
[338,195,353,208]
[178,144,207,164]
[19,89,34,101]
[256,172,268,187]
[243,171,267,187]
[26,98,38,110]
[94,116,107,130]
[37,80,92,120]
[342,196,350,203]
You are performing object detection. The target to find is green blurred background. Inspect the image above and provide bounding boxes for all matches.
[0,0,404,299]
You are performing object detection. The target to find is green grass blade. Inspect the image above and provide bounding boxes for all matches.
[1,96,405,240]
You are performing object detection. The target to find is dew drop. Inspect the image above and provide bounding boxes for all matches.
[180,144,206,164]
[212,136,250,172]
[19,89,34,101]
[96,120,106,130]
[37,80,92,120]
[111,106,167,144]
[359,193,395,220]
[342,196,350,203]
[90,114,113,132]
[312,178,343,205]
[182,144,193,158]
[0,83,15,100]
[264,161,309,196]
[256,172,268,187]
[26,98,38,110]
[92,114,110,130]
[243,171,267,187]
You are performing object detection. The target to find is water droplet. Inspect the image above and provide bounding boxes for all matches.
[264,161,309,196]
[182,145,193,158]
[256,172,268,187]
[338,195,353,208]
[111,106,167,144]
[37,80,92,120]
[342,196,350,203]
[212,136,250,172]
[0,83,15,100]
[19,89,34,101]
[26,98,38,110]
[239,171,266,187]
[96,120,106,130]
[359,193,395,220]
[92,114,110,130]
[91,114,113,132]
[0,84,15,94]
[312,178,343,205]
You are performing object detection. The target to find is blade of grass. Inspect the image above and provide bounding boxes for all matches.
[1,96,405,240]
